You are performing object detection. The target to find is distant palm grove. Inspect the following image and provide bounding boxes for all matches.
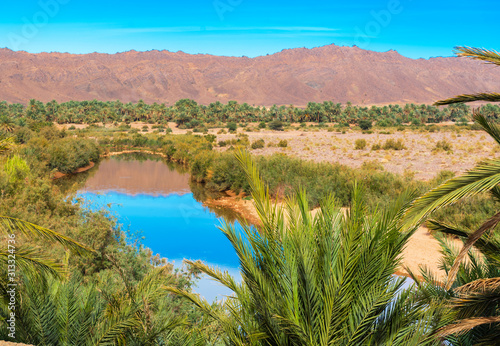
[1,98,499,129]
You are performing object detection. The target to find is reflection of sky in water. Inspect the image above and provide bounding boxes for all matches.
[78,191,243,302]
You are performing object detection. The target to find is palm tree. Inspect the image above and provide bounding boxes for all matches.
[404,46,500,342]
[2,264,192,345]
[166,150,438,345]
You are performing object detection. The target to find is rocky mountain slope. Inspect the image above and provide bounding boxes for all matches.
[1,44,499,106]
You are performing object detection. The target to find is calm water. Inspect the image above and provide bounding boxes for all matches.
[66,154,244,301]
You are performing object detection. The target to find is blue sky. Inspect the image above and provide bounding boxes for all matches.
[0,0,497,59]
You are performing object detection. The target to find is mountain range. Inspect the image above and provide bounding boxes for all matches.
[1,44,499,106]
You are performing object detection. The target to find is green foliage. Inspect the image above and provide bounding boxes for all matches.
[3,155,29,184]
[42,138,100,173]
[166,151,437,345]
[250,139,265,149]
[382,138,406,150]
[406,47,500,344]
[358,119,372,130]
[226,122,237,132]
[434,139,453,152]
[0,98,499,128]
[355,138,367,150]
[268,120,284,131]
[277,139,288,147]
[204,134,216,144]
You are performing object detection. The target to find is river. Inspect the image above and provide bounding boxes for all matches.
[61,153,244,302]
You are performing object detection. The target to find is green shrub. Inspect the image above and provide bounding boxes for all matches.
[434,139,453,152]
[251,139,265,149]
[371,143,382,151]
[258,122,266,129]
[218,140,227,147]
[355,139,367,150]
[204,134,217,143]
[382,138,406,150]
[227,122,237,132]
[268,120,284,131]
[358,119,372,130]
[278,139,288,148]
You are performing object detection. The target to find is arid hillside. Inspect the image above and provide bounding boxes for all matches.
[1,44,499,105]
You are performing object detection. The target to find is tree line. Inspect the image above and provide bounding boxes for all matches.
[1,98,499,129]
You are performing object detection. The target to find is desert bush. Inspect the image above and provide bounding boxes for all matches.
[355,139,367,150]
[204,134,217,143]
[358,119,372,130]
[371,143,382,151]
[268,120,284,131]
[258,122,266,129]
[383,138,406,150]
[251,139,265,149]
[227,122,237,132]
[278,139,288,148]
[433,139,453,152]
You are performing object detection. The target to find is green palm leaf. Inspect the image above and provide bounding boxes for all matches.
[403,159,500,228]
[434,93,500,106]
[455,46,500,66]
[1,216,94,257]
[0,136,14,154]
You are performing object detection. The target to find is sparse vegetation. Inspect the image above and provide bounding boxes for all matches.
[383,138,406,150]
[277,139,288,147]
[251,138,265,149]
[355,138,367,150]
[433,139,453,152]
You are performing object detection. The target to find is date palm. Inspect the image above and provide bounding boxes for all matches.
[2,265,190,345]
[166,150,439,345]
[404,46,500,342]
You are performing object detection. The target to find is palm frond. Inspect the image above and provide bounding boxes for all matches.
[0,216,94,256]
[455,277,500,294]
[472,111,500,146]
[445,211,500,290]
[0,136,14,155]
[436,316,500,337]
[403,159,500,228]
[455,46,500,66]
[434,93,500,106]
[0,246,64,277]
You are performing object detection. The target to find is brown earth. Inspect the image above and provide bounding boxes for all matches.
[1,44,500,106]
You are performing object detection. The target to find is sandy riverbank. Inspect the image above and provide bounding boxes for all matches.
[53,161,95,179]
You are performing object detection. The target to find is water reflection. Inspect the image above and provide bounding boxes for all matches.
[66,153,245,301]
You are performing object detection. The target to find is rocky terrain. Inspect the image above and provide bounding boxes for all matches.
[1,44,500,106]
